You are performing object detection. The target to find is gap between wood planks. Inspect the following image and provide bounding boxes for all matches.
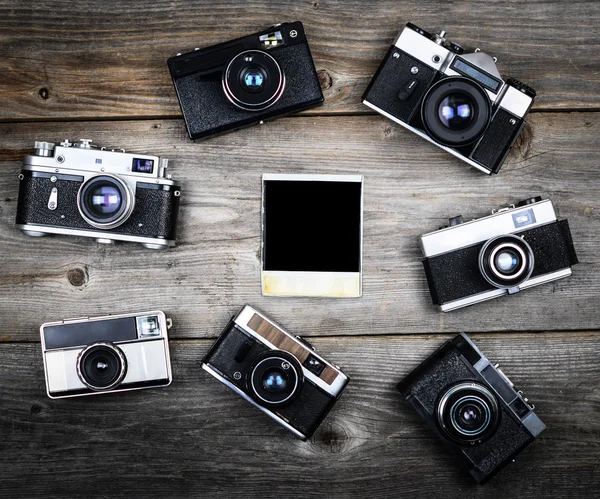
[1,329,599,344]
[1,107,600,125]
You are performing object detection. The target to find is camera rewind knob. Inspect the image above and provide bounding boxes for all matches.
[449,215,464,226]
[34,141,55,157]
[79,139,93,149]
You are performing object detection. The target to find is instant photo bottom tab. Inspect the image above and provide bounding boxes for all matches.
[261,174,363,297]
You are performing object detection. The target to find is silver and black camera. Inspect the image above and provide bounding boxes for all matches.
[397,333,546,483]
[202,305,349,440]
[421,197,578,311]
[16,139,181,249]
[168,21,324,139]
[40,311,173,399]
[363,22,536,174]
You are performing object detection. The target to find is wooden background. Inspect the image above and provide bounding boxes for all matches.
[0,1,599,497]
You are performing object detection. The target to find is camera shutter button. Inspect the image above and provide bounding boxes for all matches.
[397,80,418,101]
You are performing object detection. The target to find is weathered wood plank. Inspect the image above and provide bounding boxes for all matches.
[0,112,598,340]
[0,333,598,498]
[1,0,599,121]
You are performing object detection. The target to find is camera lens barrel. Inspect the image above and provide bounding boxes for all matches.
[248,351,303,406]
[77,342,127,391]
[223,50,285,111]
[421,77,491,146]
[479,234,535,289]
[437,382,500,444]
[77,174,134,229]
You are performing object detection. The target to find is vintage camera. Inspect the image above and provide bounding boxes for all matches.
[397,333,546,483]
[363,23,536,174]
[202,305,349,440]
[40,311,173,399]
[421,197,578,311]
[16,139,181,249]
[168,21,324,139]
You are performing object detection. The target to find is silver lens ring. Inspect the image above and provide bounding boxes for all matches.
[488,242,528,280]
[77,173,134,230]
[449,395,492,437]
[76,342,127,391]
[479,234,535,289]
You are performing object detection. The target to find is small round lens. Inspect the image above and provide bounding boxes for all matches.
[438,94,474,131]
[495,250,520,274]
[243,69,265,90]
[452,399,489,435]
[77,343,126,390]
[262,368,288,393]
[90,184,122,215]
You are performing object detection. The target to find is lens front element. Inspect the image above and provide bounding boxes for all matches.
[77,342,127,391]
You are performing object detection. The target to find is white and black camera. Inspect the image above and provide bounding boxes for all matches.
[202,305,349,440]
[363,22,536,174]
[16,139,181,249]
[421,197,579,311]
[40,311,173,399]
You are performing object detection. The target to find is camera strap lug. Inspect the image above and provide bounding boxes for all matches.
[166,318,173,329]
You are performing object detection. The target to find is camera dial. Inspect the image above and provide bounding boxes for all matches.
[223,50,285,111]
[77,174,134,230]
[479,234,534,290]
[437,382,500,445]
[77,342,127,391]
[248,351,303,406]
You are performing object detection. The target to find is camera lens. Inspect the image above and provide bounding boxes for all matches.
[479,234,535,289]
[77,343,127,391]
[437,382,500,444]
[77,174,134,229]
[249,352,303,406]
[422,77,491,146]
[223,50,285,111]
[241,66,267,92]
[438,94,474,131]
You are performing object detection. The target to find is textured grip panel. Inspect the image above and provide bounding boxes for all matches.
[471,108,525,173]
[173,43,323,139]
[363,46,437,123]
[16,172,180,240]
[423,219,578,305]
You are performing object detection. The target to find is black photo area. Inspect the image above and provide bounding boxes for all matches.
[263,180,362,272]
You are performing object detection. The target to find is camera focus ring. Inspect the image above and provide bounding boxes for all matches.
[77,174,134,230]
[76,342,127,391]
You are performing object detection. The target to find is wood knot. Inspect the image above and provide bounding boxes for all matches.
[67,266,89,287]
[312,1,320,8]
[39,88,50,100]
[30,404,42,414]
[515,122,533,159]
[317,69,333,90]
[313,422,350,453]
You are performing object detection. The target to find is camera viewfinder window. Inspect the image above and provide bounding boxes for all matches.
[263,179,362,272]
[132,158,154,174]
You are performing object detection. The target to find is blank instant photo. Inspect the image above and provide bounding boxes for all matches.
[262,174,363,297]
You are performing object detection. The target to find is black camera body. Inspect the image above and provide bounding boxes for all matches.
[397,333,546,484]
[420,197,579,311]
[202,305,349,440]
[16,140,181,249]
[168,22,324,140]
[363,23,536,174]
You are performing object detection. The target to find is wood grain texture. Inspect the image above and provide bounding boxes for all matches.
[0,112,598,340]
[1,0,600,121]
[0,333,598,498]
